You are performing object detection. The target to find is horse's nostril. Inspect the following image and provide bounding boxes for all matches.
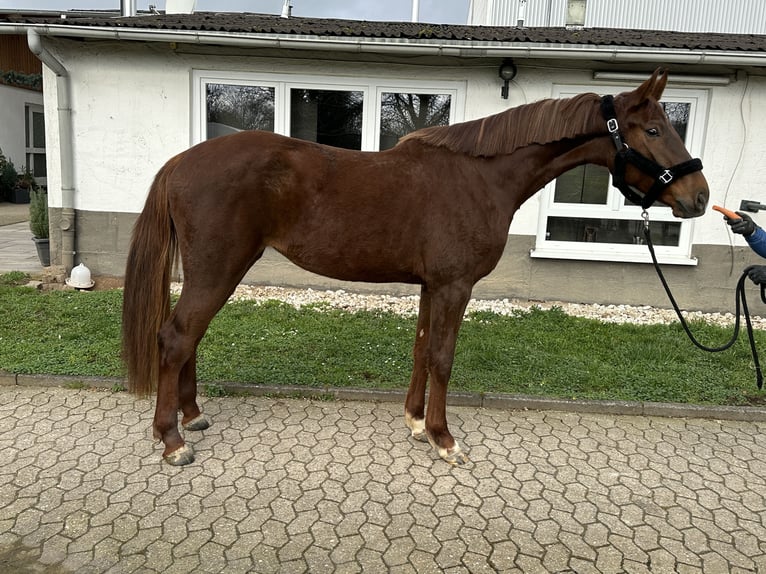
[696,190,709,211]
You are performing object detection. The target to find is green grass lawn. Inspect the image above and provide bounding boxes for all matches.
[1,275,765,406]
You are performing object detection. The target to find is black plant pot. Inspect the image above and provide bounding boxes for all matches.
[32,237,50,267]
[8,186,30,204]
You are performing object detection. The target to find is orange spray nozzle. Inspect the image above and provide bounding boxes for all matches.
[713,205,741,220]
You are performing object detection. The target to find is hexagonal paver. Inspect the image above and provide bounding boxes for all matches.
[1,386,766,572]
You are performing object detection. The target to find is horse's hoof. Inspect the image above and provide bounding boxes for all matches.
[442,449,470,466]
[412,431,429,443]
[183,414,211,432]
[163,444,195,466]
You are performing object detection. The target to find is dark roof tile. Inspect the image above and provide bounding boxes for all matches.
[3,11,765,53]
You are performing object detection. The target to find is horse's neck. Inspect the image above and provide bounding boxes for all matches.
[491,135,613,212]
[535,137,612,185]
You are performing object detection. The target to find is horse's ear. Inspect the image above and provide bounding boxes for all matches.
[636,68,668,102]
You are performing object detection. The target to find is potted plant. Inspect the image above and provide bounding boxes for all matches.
[13,166,36,204]
[29,187,50,266]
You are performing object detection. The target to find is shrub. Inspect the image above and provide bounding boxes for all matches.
[29,188,49,239]
[0,149,18,202]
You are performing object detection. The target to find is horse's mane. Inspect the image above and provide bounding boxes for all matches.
[398,92,603,157]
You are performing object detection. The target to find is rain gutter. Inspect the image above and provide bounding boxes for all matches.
[6,23,766,68]
[26,27,75,273]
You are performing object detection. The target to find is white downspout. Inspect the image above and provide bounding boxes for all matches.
[27,28,75,273]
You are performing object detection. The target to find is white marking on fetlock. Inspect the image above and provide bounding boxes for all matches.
[405,413,427,442]
[433,439,469,466]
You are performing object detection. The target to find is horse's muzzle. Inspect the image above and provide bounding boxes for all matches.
[672,188,709,218]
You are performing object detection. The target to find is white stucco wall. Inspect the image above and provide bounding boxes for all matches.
[39,37,766,251]
[42,40,190,214]
[688,74,766,249]
[0,83,42,170]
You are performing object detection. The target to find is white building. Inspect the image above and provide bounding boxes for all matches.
[470,0,766,33]
[0,34,44,194]
[1,7,765,311]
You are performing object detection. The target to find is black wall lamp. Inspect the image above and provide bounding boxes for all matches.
[499,59,517,99]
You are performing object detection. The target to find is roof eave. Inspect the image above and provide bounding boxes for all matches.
[3,22,765,67]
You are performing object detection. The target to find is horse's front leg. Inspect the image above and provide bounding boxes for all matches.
[424,282,472,465]
[405,286,431,442]
[179,348,210,432]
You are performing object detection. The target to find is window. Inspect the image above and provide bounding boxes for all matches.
[532,85,708,265]
[25,103,46,186]
[192,71,463,151]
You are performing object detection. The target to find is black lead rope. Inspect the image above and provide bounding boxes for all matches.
[642,215,765,389]
[600,94,762,387]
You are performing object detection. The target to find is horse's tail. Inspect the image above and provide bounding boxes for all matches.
[121,155,181,396]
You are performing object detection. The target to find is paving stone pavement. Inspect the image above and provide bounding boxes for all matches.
[2,386,766,573]
[0,221,40,274]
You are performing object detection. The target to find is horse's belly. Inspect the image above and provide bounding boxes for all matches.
[275,244,423,285]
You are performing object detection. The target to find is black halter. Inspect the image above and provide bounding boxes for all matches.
[600,95,703,210]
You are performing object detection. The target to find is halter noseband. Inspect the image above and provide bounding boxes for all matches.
[600,95,703,210]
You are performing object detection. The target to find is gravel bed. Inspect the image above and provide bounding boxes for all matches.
[170,283,766,329]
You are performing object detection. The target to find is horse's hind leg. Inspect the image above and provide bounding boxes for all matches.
[405,286,431,442]
[154,287,234,465]
[179,348,210,432]
[156,252,264,465]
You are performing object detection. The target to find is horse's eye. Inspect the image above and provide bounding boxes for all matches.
[646,128,660,137]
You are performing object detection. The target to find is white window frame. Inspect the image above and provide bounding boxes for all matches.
[25,103,46,187]
[192,70,465,151]
[531,84,709,266]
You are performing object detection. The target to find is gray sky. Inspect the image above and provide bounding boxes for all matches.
[0,1,471,24]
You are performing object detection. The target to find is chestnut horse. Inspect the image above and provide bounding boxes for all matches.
[122,69,708,466]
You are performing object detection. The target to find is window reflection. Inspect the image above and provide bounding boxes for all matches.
[554,164,610,204]
[379,92,451,150]
[206,84,275,139]
[290,89,364,150]
[546,217,681,246]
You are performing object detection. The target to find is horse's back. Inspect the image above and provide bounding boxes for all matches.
[162,131,506,286]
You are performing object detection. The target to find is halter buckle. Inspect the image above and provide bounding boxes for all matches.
[659,170,674,185]
[606,118,619,133]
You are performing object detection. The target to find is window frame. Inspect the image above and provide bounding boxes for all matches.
[531,83,709,266]
[24,103,46,187]
[192,70,465,151]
